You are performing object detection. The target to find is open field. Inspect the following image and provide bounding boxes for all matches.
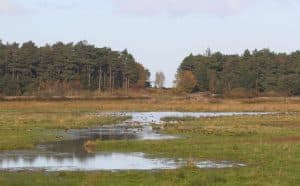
[0,98,299,185]
[1,97,300,112]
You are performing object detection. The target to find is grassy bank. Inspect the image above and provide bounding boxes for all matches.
[0,112,130,150]
[90,114,298,185]
[95,113,299,155]
[1,166,298,186]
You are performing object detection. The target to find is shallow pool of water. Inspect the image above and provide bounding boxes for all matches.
[66,125,176,141]
[0,112,265,171]
[108,111,273,124]
[0,151,246,171]
[0,152,179,171]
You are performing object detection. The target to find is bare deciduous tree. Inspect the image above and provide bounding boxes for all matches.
[155,71,165,89]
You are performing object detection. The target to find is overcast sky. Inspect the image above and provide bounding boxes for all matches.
[1,0,300,87]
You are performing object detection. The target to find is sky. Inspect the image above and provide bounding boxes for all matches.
[1,0,300,87]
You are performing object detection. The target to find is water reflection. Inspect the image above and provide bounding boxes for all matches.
[197,161,246,169]
[0,112,260,171]
[0,152,179,171]
[0,152,246,171]
[66,124,176,141]
[109,112,273,124]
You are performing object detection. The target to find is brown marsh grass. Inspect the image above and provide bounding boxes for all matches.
[1,97,299,112]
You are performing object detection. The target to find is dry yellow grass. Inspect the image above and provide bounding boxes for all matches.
[83,140,97,153]
[0,97,299,112]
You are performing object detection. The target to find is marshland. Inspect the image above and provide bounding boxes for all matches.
[0,97,299,185]
[1,1,300,184]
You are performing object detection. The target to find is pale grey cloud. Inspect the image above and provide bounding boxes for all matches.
[0,0,16,14]
[0,0,28,15]
[35,0,81,9]
[0,0,81,15]
[112,0,300,17]
[2,0,299,16]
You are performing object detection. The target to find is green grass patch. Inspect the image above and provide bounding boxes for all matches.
[0,103,299,185]
[0,112,130,150]
[90,114,300,185]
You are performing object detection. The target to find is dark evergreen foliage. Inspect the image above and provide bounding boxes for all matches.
[178,49,300,95]
[0,40,150,96]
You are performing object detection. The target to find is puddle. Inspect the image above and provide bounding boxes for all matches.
[107,112,274,124]
[66,112,270,141]
[0,152,179,171]
[196,161,246,169]
[0,152,246,171]
[66,125,176,141]
[0,112,265,171]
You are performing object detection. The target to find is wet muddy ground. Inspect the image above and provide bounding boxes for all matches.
[0,112,268,171]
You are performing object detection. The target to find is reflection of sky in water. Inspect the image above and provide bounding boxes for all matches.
[0,152,246,171]
[0,112,262,171]
[0,152,179,171]
[109,112,274,124]
[197,161,246,169]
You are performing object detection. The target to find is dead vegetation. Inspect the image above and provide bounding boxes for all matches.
[270,136,300,144]
[83,140,97,153]
[1,97,300,112]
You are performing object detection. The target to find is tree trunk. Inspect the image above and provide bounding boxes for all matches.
[12,69,15,80]
[112,72,115,94]
[127,77,130,90]
[109,66,112,93]
[98,66,102,92]
[103,72,106,91]
[88,66,91,89]
[123,77,126,89]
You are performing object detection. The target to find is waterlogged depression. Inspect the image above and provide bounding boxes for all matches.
[106,111,273,124]
[0,151,246,171]
[0,152,180,171]
[0,112,270,171]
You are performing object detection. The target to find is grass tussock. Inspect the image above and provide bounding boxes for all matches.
[83,140,97,153]
[0,112,130,150]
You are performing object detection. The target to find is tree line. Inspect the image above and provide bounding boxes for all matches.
[0,40,150,96]
[176,49,300,96]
